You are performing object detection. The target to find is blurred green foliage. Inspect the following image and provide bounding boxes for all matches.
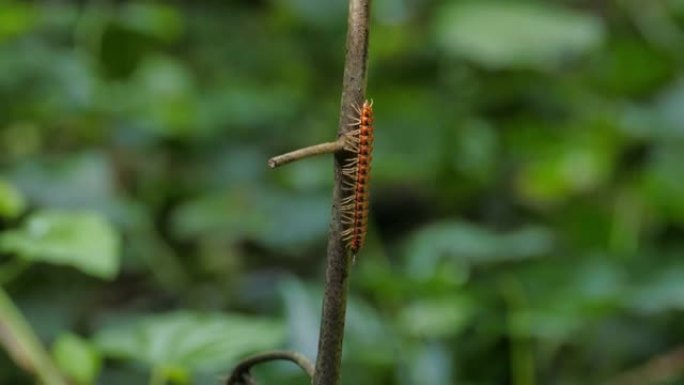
[1,0,684,384]
[1,210,120,279]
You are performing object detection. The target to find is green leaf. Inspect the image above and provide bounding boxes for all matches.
[279,278,320,359]
[280,278,395,366]
[0,179,26,219]
[627,266,684,314]
[406,343,453,385]
[590,39,674,98]
[119,3,183,42]
[7,152,118,210]
[280,0,346,26]
[516,131,616,206]
[510,309,584,341]
[436,2,605,69]
[52,333,102,385]
[345,296,397,365]
[451,119,498,183]
[171,189,330,250]
[398,295,473,338]
[655,79,684,139]
[642,146,684,221]
[0,210,120,279]
[126,55,198,136]
[0,3,37,41]
[94,311,285,372]
[406,221,554,279]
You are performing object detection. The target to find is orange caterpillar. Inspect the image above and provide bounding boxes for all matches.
[341,99,374,254]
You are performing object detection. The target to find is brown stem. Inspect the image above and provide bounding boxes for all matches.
[313,1,372,385]
[268,139,346,169]
[225,350,315,385]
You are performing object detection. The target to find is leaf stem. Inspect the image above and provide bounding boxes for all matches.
[0,286,68,385]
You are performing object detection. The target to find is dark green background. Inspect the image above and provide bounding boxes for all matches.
[1,1,684,384]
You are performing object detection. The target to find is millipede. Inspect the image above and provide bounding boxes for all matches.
[341,99,374,255]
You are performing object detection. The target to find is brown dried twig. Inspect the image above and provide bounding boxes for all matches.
[268,138,347,169]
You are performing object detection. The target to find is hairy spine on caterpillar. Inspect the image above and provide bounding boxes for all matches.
[341,99,374,256]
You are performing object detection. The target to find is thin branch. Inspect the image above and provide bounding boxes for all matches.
[0,287,68,385]
[314,1,372,385]
[225,351,315,385]
[268,138,346,169]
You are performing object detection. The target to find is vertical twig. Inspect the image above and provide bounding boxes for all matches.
[313,1,372,385]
